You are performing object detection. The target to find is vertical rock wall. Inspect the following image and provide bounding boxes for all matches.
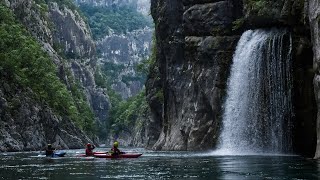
[75,0,153,100]
[148,0,318,157]
[147,0,241,150]
[98,28,153,99]
[74,0,150,15]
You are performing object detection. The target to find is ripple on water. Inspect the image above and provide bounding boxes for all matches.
[101,174,145,179]
[0,149,319,179]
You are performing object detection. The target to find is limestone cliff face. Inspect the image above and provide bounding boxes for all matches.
[98,28,153,99]
[75,0,153,100]
[148,0,318,156]
[0,85,92,151]
[48,2,110,140]
[49,3,94,58]
[147,0,241,151]
[47,3,110,129]
[74,0,150,15]
[1,0,110,151]
[72,0,153,146]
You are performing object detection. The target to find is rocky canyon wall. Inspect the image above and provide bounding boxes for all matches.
[74,0,150,15]
[97,27,153,99]
[148,0,318,157]
[147,0,241,150]
[76,0,153,100]
[0,0,109,151]
[73,0,153,146]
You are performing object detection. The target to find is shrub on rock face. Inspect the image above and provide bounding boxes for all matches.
[246,0,271,15]
[243,0,306,27]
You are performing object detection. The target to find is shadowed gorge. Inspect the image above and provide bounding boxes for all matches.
[2,0,320,179]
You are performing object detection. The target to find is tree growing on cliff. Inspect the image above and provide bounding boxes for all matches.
[0,4,95,135]
[79,4,152,40]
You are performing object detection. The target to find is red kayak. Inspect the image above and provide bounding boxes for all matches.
[93,152,108,154]
[77,152,109,157]
[94,153,142,158]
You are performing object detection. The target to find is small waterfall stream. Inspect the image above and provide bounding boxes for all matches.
[217,29,293,155]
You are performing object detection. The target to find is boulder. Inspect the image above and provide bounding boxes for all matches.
[183,1,234,36]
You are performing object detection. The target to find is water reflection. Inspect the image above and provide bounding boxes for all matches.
[0,148,319,179]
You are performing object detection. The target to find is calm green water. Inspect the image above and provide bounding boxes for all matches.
[0,148,319,179]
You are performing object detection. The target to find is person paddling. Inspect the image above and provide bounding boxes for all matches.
[45,144,55,157]
[110,141,123,156]
[85,143,95,156]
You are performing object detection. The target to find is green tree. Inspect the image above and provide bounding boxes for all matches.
[79,4,153,40]
[0,4,95,135]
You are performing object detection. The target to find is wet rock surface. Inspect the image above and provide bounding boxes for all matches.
[148,0,319,157]
[147,0,240,151]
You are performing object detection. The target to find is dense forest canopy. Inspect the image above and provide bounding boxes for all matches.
[79,4,153,40]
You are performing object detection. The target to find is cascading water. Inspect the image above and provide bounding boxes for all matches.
[216,29,293,155]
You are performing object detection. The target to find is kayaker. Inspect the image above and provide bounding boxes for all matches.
[45,144,55,157]
[110,141,122,156]
[85,143,95,156]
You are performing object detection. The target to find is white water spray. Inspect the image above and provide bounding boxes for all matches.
[215,29,293,155]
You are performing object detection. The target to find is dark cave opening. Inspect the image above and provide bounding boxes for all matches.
[292,36,317,157]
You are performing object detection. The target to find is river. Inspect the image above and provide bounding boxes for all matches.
[0,148,319,179]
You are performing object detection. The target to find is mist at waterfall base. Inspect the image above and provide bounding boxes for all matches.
[213,29,294,156]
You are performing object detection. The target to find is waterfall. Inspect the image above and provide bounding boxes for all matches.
[217,29,293,155]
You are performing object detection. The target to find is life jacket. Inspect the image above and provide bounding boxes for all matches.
[111,147,121,155]
[45,147,54,156]
[85,148,94,156]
